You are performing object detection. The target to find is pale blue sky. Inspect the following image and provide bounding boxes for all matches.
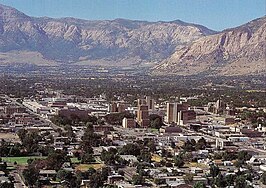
[0,0,265,31]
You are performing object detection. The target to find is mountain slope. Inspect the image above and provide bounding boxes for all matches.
[0,4,215,67]
[153,16,266,76]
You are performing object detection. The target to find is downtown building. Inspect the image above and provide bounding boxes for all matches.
[166,102,196,125]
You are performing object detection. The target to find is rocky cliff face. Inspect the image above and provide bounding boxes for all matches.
[0,4,214,66]
[153,16,266,76]
[0,4,265,76]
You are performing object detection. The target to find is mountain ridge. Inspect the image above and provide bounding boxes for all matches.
[0,3,215,67]
[153,16,266,76]
[0,3,265,76]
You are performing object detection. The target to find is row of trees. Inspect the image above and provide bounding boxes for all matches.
[51,114,98,127]
[23,149,71,187]
[182,137,208,152]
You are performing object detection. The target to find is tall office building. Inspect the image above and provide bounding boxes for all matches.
[137,99,146,106]
[166,103,177,123]
[122,118,136,128]
[109,102,126,113]
[137,105,149,127]
[166,102,189,124]
[146,96,155,111]
[215,99,226,114]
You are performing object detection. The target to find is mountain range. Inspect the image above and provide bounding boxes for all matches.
[0,4,265,76]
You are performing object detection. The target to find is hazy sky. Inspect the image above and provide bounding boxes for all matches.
[0,0,265,31]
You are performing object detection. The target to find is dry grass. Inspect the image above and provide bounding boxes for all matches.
[0,133,20,142]
[75,163,105,172]
[152,154,163,162]
[185,162,208,169]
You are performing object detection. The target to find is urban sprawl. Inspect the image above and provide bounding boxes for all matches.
[0,83,266,188]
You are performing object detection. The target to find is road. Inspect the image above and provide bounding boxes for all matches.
[8,96,64,132]
[11,170,27,188]
[180,125,266,155]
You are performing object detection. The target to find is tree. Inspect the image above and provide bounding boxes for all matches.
[237,151,251,161]
[146,139,156,152]
[210,164,220,178]
[119,143,141,156]
[182,140,195,152]
[64,125,76,141]
[81,125,101,148]
[118,170,125,176]
[224,174,235,186]
[57,169,72,181]
[222,151,237,161]
[57,169,79,188]
[193,182,206,188]
[214,173,226,187]
[136,163,150,176]
[89,172,104,188]
[183,173,194,184]
[174,156,184,168]
[149,114,164,129]
[195,137,207,150]
[261,172,266,185]
[234,159,244,168]
[105,112,134,125]
[81,152,95,163]
[235,175,248,188]
[132,174,145,185]
[23,166,39,187]
[154,178,166,185]
[87,167,96,176]
[137,151,151,163]
[101,148,120,165]
[17,130,41,154]
[0,182,14,188]
[46,150,70,170]
[101,167,111,181]
[0,161,7,171]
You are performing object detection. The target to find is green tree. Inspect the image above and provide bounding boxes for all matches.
[23,166,39,187]
[46,150,70,170]
[119,143,141,156]
[81,152,95,163]
[81,125,101,148]
[174,156,184,168]
[118,170,125,176]
[101,148,120,165]
[224,174,235,186]
[17,130,41,153]
[183,173,194,184]
[89,172,104,188]
[235,175,248,188]
[182,140,195,152]
[195,137,207,150]
[193,182,206,188]
[149,114,164,129]
[234,159,244,168]
[87,167,96,176]
[214,173,226,187]
[137,151,151,163]
[210,164,220,178]
[237,151,251,161]
[261,172,266,185]
[57,169,72,181]
[154,178,166,185]
[0,182,14,188]
[132,174,145,185]
[101,167,111,181]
